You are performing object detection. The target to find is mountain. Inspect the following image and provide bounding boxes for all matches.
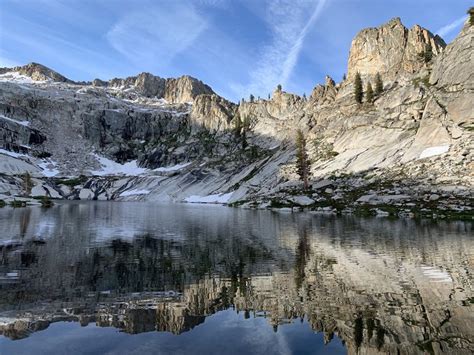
[0,15,472,219]
[347,18,446,81]
[0,62,72,83]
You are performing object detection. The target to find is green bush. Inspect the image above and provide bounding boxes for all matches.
[56,175,87,187]
[40,196,54,208]
[10,200,27,208]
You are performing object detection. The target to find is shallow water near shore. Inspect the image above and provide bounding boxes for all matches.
[0,201,472,354]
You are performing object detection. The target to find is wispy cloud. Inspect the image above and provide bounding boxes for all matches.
[436,15,467,38]
[231,0,328,99]
[106,2,208,68]
[0,56,20,68]
[1,14,118,78]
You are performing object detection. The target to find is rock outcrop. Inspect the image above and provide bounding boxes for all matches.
[190,94,237,132]
[105,72,166,98]
[164,75,215,104]
[430,19,473,91]
[347,18,446,80]
[94,72,215,104]
[0,62,72,82]
[310,75,338,105]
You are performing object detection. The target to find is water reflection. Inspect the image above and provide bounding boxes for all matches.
[0,202,472,354]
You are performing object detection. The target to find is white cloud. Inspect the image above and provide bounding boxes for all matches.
[106,2,208,67]
[436,16,467,38]
[231,0,328,99]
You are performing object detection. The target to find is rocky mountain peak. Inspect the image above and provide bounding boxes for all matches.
[1,62,72,82]
[92,72,214,104]
[347,17,446,81]
[310,75,337,104]
[101,72,166,98]
[164,75,215,104]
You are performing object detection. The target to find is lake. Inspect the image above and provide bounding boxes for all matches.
[0,201,472,354]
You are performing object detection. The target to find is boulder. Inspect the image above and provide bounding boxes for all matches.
[288,195,315,206]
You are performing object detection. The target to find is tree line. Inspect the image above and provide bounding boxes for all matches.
[354,72,384,104]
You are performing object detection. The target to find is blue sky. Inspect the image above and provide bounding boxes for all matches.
[0,0,470,102]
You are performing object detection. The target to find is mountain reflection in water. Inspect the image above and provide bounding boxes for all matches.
[0,201,472,354]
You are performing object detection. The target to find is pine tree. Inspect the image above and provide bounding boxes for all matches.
[354,72,363,104]
[296,130,310,190]
[234,115,242,138]
[366,82,374,104]
[469,7,474,26]
[277,84,282,92]
[249,94,255,103]
[423,46,433,63]
[418,45,433,63]
[375,73,383,95]
[241,114,251,149]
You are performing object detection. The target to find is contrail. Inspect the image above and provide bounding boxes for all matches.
[436,16,467,38]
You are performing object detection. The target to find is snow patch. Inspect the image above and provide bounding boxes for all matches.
[91,154,148,176]
[0,240,22,248]
[419,145,450,159]
[38,160,60,177]
[154,162,191,172]
[420,266,452,283]
[119,189,150,197]
[0,148,27,158]
[123,97,169,106]
[184,192,233,204]
[0,114,30,127]
[0,71,36,83]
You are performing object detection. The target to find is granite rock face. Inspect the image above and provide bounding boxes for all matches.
[164,75,215,104]
[347,18,446,80]
[190,94,237,132]
[94,72,215,104]
[430,20,473,91]
[0,62,72,83]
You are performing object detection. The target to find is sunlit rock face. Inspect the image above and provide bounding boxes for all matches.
[92,72,215,104]
[0,205,472,353]
[347,18,446,81]
[430,20,473,91]
[190,94,237,132]
[0,62,72,83]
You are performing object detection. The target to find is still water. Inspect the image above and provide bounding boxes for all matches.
[0,201,472,355]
